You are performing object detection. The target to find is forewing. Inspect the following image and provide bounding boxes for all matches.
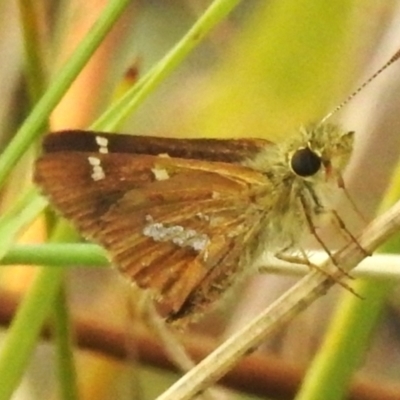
[34,132,271,318]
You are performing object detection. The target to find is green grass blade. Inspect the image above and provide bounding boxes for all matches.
[0,188,47,260]
[0,0,131,190]
[52,284,79,400]
[92,0,241,131]
[0,268,65,400]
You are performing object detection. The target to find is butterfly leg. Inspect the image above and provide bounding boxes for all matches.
[298,194,356,280]
[328,209,370,257]
[267,247,359,297]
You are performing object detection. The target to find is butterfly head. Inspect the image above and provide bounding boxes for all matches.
[248,123,354,189]
[288,124,354,185]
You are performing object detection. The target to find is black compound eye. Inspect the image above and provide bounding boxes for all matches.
[290,147,322,177]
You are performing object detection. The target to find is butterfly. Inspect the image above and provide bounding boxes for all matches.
[34,124,353,325]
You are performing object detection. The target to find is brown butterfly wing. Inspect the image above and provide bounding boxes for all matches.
[35,137,271,320]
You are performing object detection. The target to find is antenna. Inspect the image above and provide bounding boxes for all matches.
[320,48,400,124]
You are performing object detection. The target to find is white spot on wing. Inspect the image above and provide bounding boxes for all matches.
[88,156,105,181]
[95,136,109,154]
[143,215,209,252]
[196,212,210,222]
[151,167,170,181]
